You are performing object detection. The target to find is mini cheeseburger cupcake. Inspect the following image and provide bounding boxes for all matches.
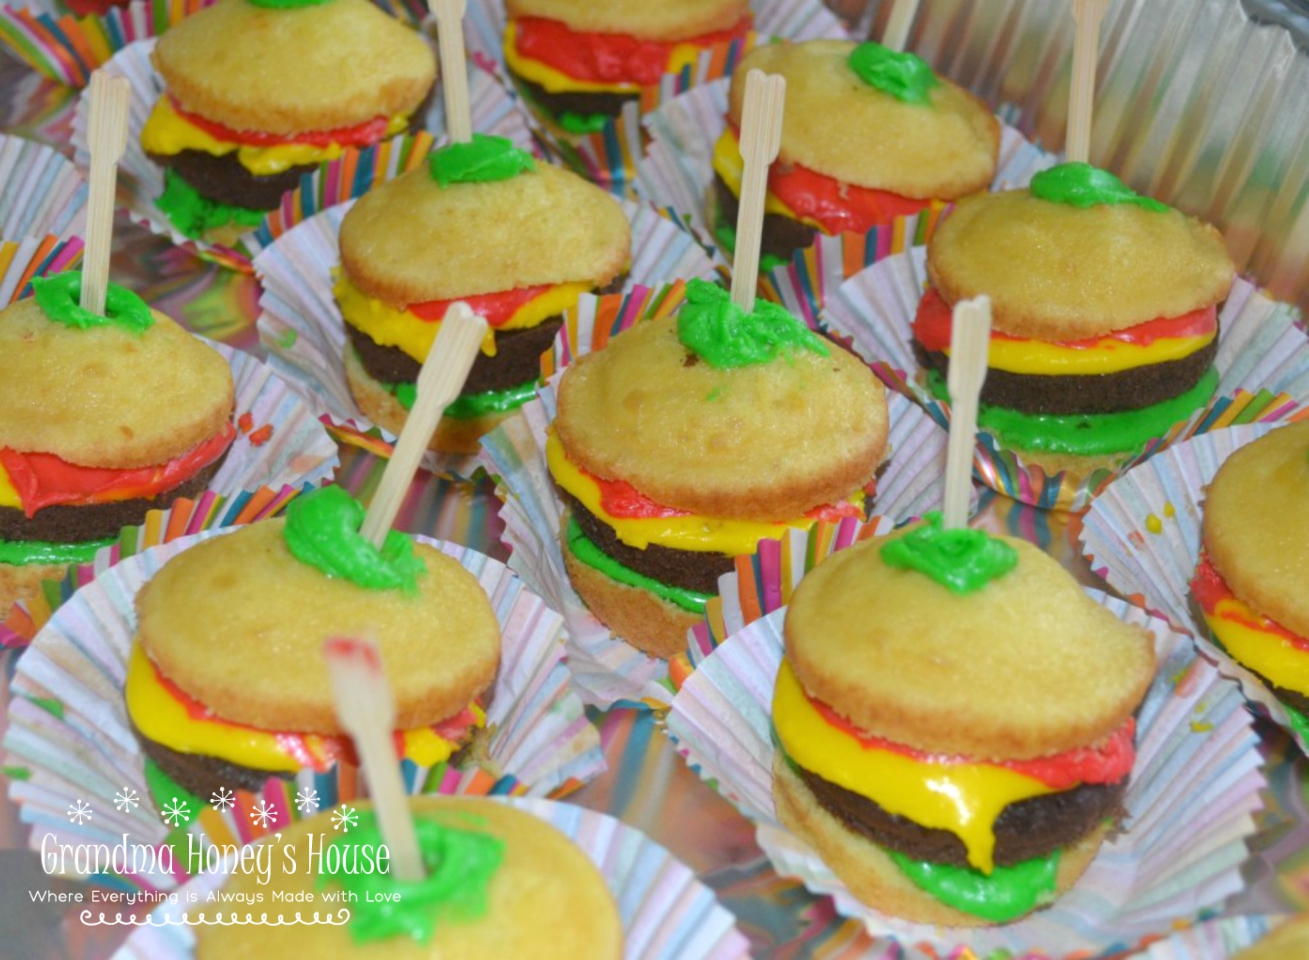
[550,278,887,658]
[141,0,436,242]
[504,0,752,135]
[773,514,1156,925]
[125,486,499,804]
[195,798,623,959]
[712,41,999,266]
[0,272,234,620]
[1192,421,1309,738]
[337,135,630,454]
[915,162,1235,481]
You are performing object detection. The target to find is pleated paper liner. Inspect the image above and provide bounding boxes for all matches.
[253,199,720,481]
[664,592,1265,958]
[72,38,532,272]
[1078,419,1309,754]
[634,79,1055,321]
[823,246,1309,512]
[0,133,86,238]
[463,0,849,198]
[0,232,83,302]
[4,530,606,893]
[477,283,952,709]
[111,797,750,960]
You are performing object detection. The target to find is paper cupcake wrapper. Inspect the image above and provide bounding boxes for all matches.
[465,0,849,197]
[73,38,531,272]
[1133,915,1280,960]
[478,284,953,709]
[635,78,1055,321]
[0,133,86,238]
[1078,418,1309,753]
[0,232,83,302]
[4,529,606,891]
[253,198,719,480]
[823,246,1309,511]
[665,592,1265,957]
[110,796,749,960]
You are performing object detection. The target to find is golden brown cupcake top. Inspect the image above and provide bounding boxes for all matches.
[0,295,233,469]
[506,0,748,42]
[339,163,630,306]
[153,0,435,136]
[728,40,999,201]
[783,526,1156,760]
[1202,420,1309,639]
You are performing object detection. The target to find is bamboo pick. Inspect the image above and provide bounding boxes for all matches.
[323,637,424,883]
[80,70,130,316]
[359,303,486,547]
[882,0,923,53]
[1066,0,1109,164]
[431,0,472,144]
[942,295,992,530]
[729,69,786,313]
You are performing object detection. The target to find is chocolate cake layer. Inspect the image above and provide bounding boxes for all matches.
[714,174,817,265]
[914,332,1220,417]
[136,720,291,799]
[510,69,636,122]
[0,447,230,544]
[151,150,319,210]
[794,758,1125,868]
[565,494,733,596]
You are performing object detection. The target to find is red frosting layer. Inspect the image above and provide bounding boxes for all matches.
[407,283,553,328]
[0,422,235,518]
[768,157,931,235]
[169,96,393,149]
[1191,553,1309,650]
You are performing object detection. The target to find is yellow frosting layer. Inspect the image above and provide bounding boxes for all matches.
[334,274,591,361]
[547,428,848,556]
[0,462,18,509]
[712,128,825,229]
[967,331,1216,376]
[504,21,640,95]
[773,658,1054,873]
[125,643,473,772]
[140,97,409,177]
[1203,596,1309,697]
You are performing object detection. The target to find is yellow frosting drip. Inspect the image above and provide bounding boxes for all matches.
[0,462,18,509]
[960,331,1217,376]
[1202,596,1309,697]
[124,643,475,772]
[712,128,824,229]
[140,97,410,177]
[772,658,1054,873]
[504,21,641,95]
[334,274,591,361]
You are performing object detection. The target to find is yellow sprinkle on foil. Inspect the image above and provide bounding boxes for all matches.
[1146,513,1163,534]
[1190,721,1214,733]
[1164,501,1176,518]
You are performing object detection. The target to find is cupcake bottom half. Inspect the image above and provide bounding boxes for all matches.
[711,175,818,271]
[507,67,636,138]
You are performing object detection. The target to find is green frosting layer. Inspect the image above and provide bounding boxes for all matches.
[1287,704,1309,744]
[0,535,114,566]
[246,0,332,7]
[156,168,265,239]
[879,511,1017,594]
[30,271,153,335]
[677,277,828,369]
[282,486,424,592]
[558,111,610,135]
[565,516,711,614]
[1030,162,1169,213]
[848,42,939,105]
[429,134,535,187]
[926,367,1219,457]
[712,218,789,272]
[387,378,538,419]
[888,848,1060,923]
[323,810,504,944]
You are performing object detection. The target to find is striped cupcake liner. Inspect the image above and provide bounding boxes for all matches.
[635,79,1055,322]
[0,133,86,238]
[1079,419,1309,754]
[253,199,719,482]
[72,38,532,272]
[665,592,1265,957]
[4,529,606,892]
[0,232,83,302]
[478,283,954,708]
[110,796,749,960]
[464,0,850,198]
[822,246,1309,512]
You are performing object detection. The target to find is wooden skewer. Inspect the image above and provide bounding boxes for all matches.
[80,70,131,316]
[323,637,424,883]
[1066,0,1109,164]
[430,0,472,144]
[942,295,992,530]
[882,0,923,53]
[729,70,787,313]
[359,303,487,547]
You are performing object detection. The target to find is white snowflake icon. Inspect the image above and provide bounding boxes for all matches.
[160,797,191,827]
[67,799,93,825]
[113,788,138,813]
[294,788,319,813]
[331,805,358,834]
[210,787,235,812]
[250,799,278,829]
